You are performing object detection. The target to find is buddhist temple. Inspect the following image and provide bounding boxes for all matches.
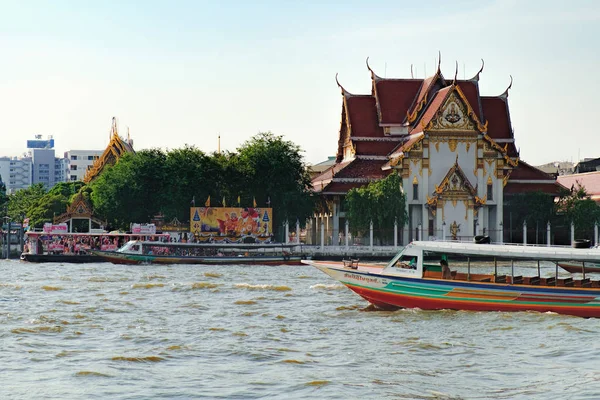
[311,57,563,244]
[83,117,135,184]
[53,191,106,232]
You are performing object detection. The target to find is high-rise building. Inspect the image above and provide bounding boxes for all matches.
[27,135,68,188]
[0,157,33,194]
[64,150,103,181]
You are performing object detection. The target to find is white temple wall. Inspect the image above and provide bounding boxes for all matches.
[428,140,477,195]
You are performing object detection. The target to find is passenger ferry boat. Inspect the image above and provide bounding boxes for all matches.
[304,241,600,318]
[90,240,304,265]
[20,231,170,263]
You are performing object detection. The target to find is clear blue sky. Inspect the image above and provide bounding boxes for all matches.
[1,0,599,166]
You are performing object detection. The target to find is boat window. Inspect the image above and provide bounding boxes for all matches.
[393,255,418,269]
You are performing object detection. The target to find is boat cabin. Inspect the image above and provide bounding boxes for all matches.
[382,241,600,287]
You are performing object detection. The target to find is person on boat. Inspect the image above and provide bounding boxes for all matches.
[409,257,417,269]
[441,259,452,279]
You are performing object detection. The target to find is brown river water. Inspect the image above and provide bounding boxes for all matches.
[1,259,600,399]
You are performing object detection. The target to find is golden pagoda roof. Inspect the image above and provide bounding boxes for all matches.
[83,117,135,184]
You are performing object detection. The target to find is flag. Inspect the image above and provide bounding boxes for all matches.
[190,196,195,207]
[222,197,226,207]
[253,197,257,208]
[237,195,241,206]
[205,196,210,207]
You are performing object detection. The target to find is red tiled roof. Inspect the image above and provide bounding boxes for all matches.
[336,104,348,162]
[346,96,383,137]
[311,160,352,185]
[389,132,425,158]
[509,161,556,180]
[481,97,512,140]
[354,141,399,156]
[410,87,451,134]
[375,79,422,124]
[335,158,389,179]
[457,81,482,121]
[557,171,600,196]
[407,76,434,117]
[316,181,368,194]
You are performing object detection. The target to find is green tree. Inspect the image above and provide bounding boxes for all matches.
[236,132,314,233]
[345,173,408,243]
[504,191,556,244]
[7,184,47,223]
[557,183,600,239]
[91,149,167,229]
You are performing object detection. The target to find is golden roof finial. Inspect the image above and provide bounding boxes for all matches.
[500,75,513,98]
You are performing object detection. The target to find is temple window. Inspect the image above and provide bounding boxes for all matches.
[412,176,419,200]
[487,183,493,200]
[428,219,434,235]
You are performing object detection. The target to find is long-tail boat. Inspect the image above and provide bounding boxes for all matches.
[90,240,304,265]
[304,241,600,318]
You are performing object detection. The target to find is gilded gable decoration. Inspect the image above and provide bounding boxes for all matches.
[83,117,135,184]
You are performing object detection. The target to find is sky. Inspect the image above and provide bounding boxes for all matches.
[1,0,599,166]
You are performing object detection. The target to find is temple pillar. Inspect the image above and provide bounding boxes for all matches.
[332,199,339,246]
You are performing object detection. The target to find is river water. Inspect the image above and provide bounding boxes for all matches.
[1,259,600,400]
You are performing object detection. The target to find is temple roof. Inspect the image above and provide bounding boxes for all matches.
[557,171,600,202]
[314,59,555,197]
[83,118,135,184]
[504,161,566,195]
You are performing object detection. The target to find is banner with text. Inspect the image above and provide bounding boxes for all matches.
[190,207,272,243]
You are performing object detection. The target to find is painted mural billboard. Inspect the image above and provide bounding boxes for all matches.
[190,207,273,243]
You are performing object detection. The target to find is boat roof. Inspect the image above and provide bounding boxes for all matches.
[407,241,600,263]
[135,241,298,249]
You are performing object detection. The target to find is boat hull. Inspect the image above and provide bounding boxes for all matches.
[312,263,600,318]
[90,250,304,265]
[558,263,600,274]
[20,254,105,263]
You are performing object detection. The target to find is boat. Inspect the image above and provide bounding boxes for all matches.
[90,240,304,265]
[303,241,600,318]
[558,262,600,274]
[20,231,170,263]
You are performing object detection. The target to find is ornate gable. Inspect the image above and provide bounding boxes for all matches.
[434,159,477,197]
[54,192,105,225]
[426,157,486,215]
[426,86,487,132]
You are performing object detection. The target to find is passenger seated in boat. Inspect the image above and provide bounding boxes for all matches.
[441,259,452,279]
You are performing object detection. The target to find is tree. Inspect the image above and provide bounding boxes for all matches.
[504,191,556,244]
[345,173,408,243]
[557,183,600,239]
[162,145,214,221]
[7,184,47,224]
[236,132,314,232]
[91,149,168,229]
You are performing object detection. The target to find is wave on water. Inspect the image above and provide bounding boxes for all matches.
[131,283,165,289]
[0,283,22,289]
[75,371,112,377]
[111,356,165,363]
[41,286,62,291]
[235,300,257,305]
[204,272,222,278]
[235,283,292,292]
[11,326,64,334]
[310,283,345,291]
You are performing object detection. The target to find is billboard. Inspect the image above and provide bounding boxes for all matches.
[190,207,272,243]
